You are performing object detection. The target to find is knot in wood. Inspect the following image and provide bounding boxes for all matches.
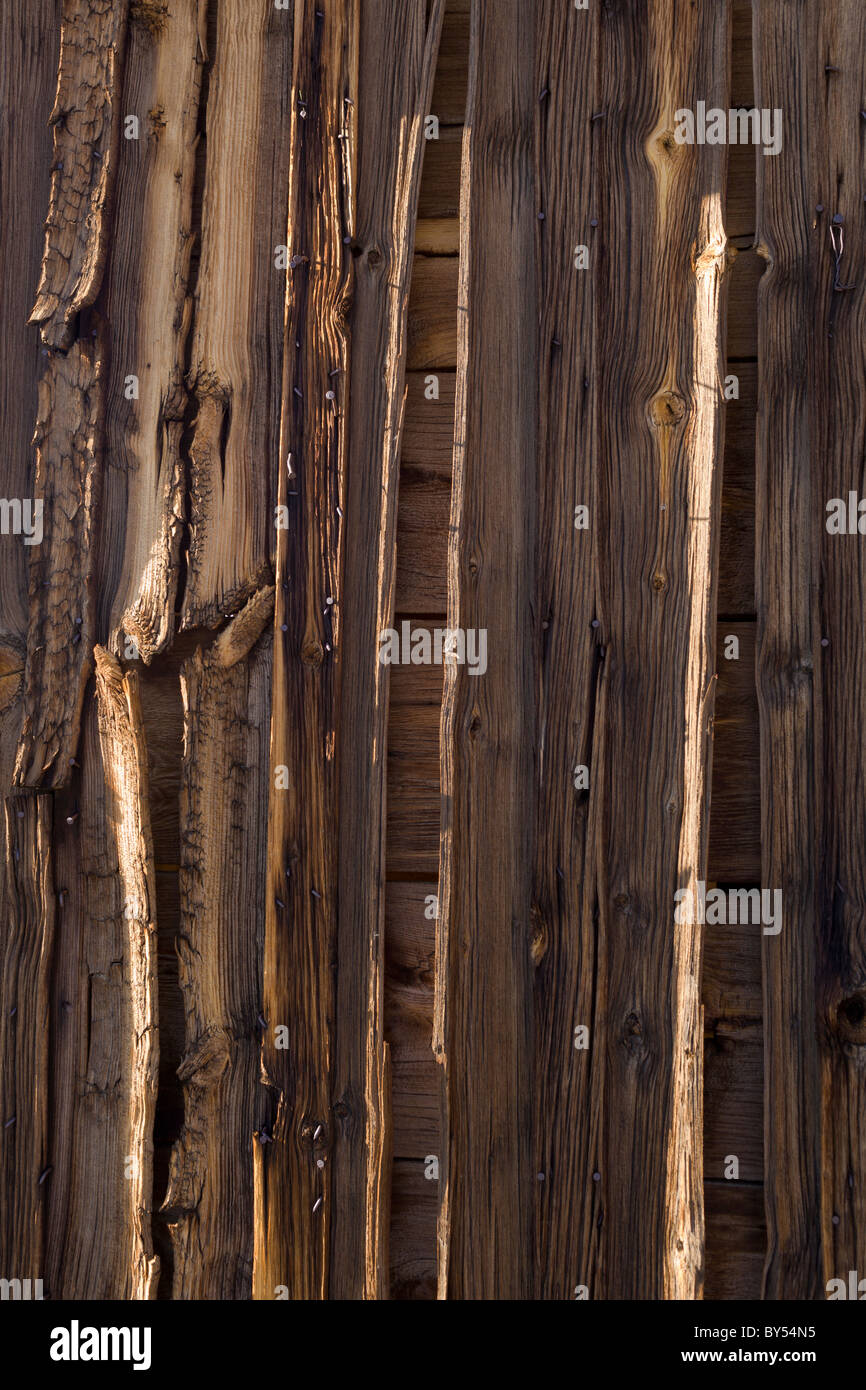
[301,639,324,668]
[654,129,681,161]
[835,991,866,1046]
[622,1011,647,1060]
[649,391,686,427]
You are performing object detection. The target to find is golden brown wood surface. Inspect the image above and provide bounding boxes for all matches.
[255,0,443,1301]
[165,592,273,1299]
[181,0,289,631]
[46,661,159,1299]
[0,0,838,1308]
[101,0,205,661]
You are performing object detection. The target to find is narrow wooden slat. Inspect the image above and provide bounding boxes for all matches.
[705,1182,765,1300]
[703,920,762,1028]
[181,1,291,630]
[415,220,459,254]
[704,1036,763,1182]
[164,591,273,1298]
[390,1159,437,1300]
[101,0,206,661]
[94,650,160,1298]
[14,340,103,789]
[407,257,459,368]
[430,3,469,124]
[29,0,129,350]
[435,0,537,1300]
[718,363,756,616]
[0,796,55,1288]
[256,0,443,1302]
[755,0,866,1299]
[418,127,462,220]
[528,0,599,1301]
[709,622,760,881]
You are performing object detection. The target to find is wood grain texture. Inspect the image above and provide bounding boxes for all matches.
[709,623,760,882]
[94,650,160,1298]
[755,0,866,1300]
[181,0,290,630]
[255,0,443,1301]
[529,0,599,1302]
[29,0,128,350]
[435,0,537,1300]
[14,340,103,790]
[164,591,273,1299]
[0,796,55,1288]
[437,0,730,1300]
[101,0,206,661]
[705,1181,765,1299]
[591,0,729,1301]
[46,661,159,1299]
[0,0,59,667]
[396,362,755,622]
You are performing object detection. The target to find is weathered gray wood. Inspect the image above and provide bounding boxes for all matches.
[755,0,866,1300]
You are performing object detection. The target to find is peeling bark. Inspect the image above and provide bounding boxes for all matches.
[29,0,129,350]
[14,338,103,790]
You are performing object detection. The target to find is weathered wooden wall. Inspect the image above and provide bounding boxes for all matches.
[0,0,862,1303]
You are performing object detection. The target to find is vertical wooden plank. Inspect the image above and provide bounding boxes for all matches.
[592,0,728,1301]
[335,0,444,1302]
[530,0,599,1300]
[435,0,537,1300]
[164,590,273,1299]
[101,0,206,661]
[0,0,58,740]
[755,0,866,1299]
[0,0,60,1291]
[255,0,357,1305]
[46,657,159,1299]
[181,0,290,630]
[0,797,55,1287]
[255,0,443,1301]
[94,651,160,1298]
[437,0,729,1299]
